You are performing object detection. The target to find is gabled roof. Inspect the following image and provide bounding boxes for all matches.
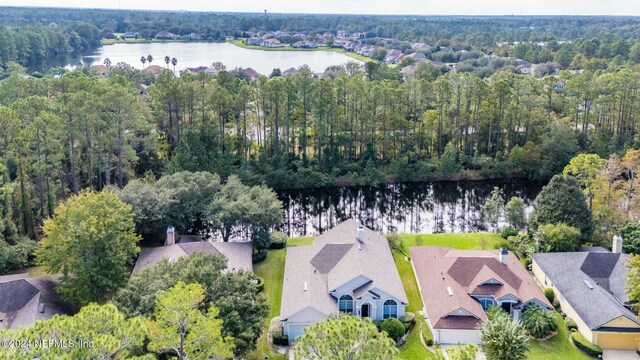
[411,247,551,330]
[533,251,640,330]
[280,220,408,320]
[132,237,252,274]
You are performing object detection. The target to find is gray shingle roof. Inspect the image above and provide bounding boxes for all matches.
[0,280,38,313]
[132,238,252,274]
[280,219,408,320]
[532,251,640,330]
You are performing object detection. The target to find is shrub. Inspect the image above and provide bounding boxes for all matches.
[486,306,506,321]
[269,231,288,249]
[571,331,603,358]
[544,288,555,303]
[522,306,557,339]
[566,318,578,332]
[385,233,403,253]
[269,317,289,346]
[415,235,425,247]
[553,298,561,311]
[425,337,433,346]
[400,312,415,324]
[373,320,384,331]
[254,277,265,292]
[381,318,405,341]
[500,226,519,239]
[252,249,268,264]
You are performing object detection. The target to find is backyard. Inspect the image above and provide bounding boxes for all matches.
[247,232,591,360]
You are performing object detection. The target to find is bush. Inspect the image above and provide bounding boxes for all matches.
[269,317,289,346]
[269,231,288,249]
[571,331,603,358]
[252,249,268,264]
[553,298,561,311]
[254,277,265,292]
[425,337,433,346]
[400,312,415,324]
[381,318,405,341]
[522,306,557,339]
[373,320,383,331]
[486,306,506,321]
[544,288,555,303]
[566,318,578,332]
[500,226,519,239]
[385,233,403,253]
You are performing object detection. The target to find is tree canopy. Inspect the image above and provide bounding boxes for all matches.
[479,311,529,360]
[36,190,140,305]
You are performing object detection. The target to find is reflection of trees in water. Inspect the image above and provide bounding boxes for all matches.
[278,180,544,237]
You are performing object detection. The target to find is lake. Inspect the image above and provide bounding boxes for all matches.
[74,42,362,74]
[277,180,544,237]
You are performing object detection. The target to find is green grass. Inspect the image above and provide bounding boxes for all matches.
[527,313,591,360]
[246,236,312,360]
[398,232,504,251]
[229,39,372,62]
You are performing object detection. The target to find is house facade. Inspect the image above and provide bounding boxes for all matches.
[411,246,552,345]
[280,220,408,343]
[532,246,640,350]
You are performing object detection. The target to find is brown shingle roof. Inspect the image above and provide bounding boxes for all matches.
[410,246,551,331]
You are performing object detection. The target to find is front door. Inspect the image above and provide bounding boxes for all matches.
[361,303,371,318]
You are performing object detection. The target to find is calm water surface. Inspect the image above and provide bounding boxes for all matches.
[75,42,361,74]
[277,180,544,237]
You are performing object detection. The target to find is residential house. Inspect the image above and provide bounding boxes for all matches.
[411,246,552,345]
[132,232,252,274]
[90,64,110,76]
[262,38,284,48]
[144,65,165,75]
[183,66,211,76]
[122,32,139,40]
[280,220,408,343]
[103,32,116,40]
[0,274,71,330]
[401,65,417,78]
[155,31,177,40]
[246,37,263,46]
[384,50,403,64]
[243,68,261,81]
[407,52,427,62]
[532,241,640,350]
[283,67,299,77]
[515,59,533,75]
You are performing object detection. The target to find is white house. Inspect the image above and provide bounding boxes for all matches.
[280,220,408,343]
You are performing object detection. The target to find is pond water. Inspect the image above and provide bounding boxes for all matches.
[277,180,544,237]
[73,42,361,74]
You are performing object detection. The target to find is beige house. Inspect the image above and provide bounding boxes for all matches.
[532,248,640,350]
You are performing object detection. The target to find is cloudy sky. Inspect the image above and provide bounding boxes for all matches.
[1,0,639,16]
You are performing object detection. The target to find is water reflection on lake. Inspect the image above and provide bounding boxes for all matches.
[74,42,361,74]
[278,180,544,237]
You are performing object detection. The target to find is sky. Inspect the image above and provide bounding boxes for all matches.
[2,0,640,16]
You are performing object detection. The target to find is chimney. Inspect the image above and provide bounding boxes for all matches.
[357,225,365,243]
[499,247,508,265]
[613,234,623,254]
[166,226,175,246]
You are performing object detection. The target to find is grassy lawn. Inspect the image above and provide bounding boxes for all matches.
[528,313,591,360]
[246,237,312,360]
[229,39,372,62]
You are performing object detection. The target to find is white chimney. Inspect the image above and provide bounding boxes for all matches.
[357,225,365,243]
[613,234,623,254]
[499,247,508,265]
[166,226,175,246]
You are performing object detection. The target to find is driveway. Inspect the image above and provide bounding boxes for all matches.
[603,350,638,360]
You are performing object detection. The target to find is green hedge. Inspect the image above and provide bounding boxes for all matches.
[254,276,264,292]
[544,288,555,303]
[269,231,288,249]
[381,318,405,341]
[565,317,577,332]
[252,250,268,264]
[570,331,603,358]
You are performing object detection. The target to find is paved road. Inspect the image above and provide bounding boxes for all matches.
[603,350,638,360]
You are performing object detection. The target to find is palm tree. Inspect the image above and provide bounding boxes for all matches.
[164,56,170,68]
[147,54,153,66]
[171,57,177,74]
[103,58,112,68]
[140,56,147,68]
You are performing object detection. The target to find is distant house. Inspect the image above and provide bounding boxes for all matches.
[384,50,403,64]
[401,64,417,78]
[280,220,408,343]
[532,243,640,350]
[155,31,177,40]
[411,247,552,345]
[243,68,261,81]
[90,64,110,76]
[183,66,209,76]
[407,52,427,62]
[132,234,252,274]
[103,32,116,40]
[514,59,533,75]
[412,43,432,51]
[282,67,299,77]
[262,38,284,48]
[0,274,71,330]
[144,65,165,75]
[122,32,139,40]
[246,37,263,46]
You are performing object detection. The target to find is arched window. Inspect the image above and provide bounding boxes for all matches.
[479,298,494,310]
[339,295,354,314]
[383,300,398,319]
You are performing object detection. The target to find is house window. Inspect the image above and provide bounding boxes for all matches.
[479,298,494,310]
[339,295,354,314]
[383,300,398,319]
